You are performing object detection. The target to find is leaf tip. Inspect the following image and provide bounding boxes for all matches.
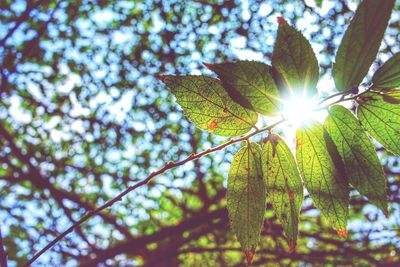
[155,74,166,82]
[288,239,296,253]
[384,211,389,218]
[244,249,255,265]
[335,229,348,238]
[277,16,286,25]
[203,62,215,70]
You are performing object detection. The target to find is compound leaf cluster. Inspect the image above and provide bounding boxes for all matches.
[158,0,397,264]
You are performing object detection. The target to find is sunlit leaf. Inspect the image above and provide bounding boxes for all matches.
[205,61,281,115]
[296,121,349,236]
[357,89,400,155]
[261,134,303,250]
[227,142,266,264]
[161,75,258,137]
[272,18,319,97]
[324,105,387,213]
[372,53,400,89]
[332,0,395,91]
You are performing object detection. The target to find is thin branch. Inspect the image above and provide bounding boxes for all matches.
[0,1,40,47]
[23,119,284,266]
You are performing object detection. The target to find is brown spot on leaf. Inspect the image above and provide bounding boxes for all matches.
[245,167,251,173]
[335,229,348,238]
[289,191,295,202]
[207,118,219,132]
[223,107,229,113]
[384,211,389,218]
[296,138,303,150]
[244,249,255,265]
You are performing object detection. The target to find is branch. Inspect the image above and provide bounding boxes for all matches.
[0,1,40,47]
[23,119,284,266]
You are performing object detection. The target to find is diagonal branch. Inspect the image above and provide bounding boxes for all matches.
[23,119,284,266]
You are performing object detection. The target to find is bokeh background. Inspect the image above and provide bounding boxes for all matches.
[0,0,399,266]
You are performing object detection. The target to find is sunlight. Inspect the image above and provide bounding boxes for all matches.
[280,94,326,129]
[269,92,329,148]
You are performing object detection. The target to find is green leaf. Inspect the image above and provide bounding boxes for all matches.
[272,18,319,97]
[296,121,349,236]
[324,105,387,213]
[161,75,258,137]
[261,134,303,250]
[205,61,281,115]
[372,53,400,89]
[357,89,400,155]
[227,142,266,264]
[332,0,395,91]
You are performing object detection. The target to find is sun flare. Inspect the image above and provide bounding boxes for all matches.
[280,95,327,129]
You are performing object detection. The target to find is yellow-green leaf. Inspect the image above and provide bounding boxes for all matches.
[372,53,400,89]
[296,121,349,236]
[161,75,258,137]
[272,18,319,97]
[205,61,281,115]
[357,89,400,155]
[261,134,303,250]
[324,105,387,213]
[227,142,266,264]
[332,0,395,91]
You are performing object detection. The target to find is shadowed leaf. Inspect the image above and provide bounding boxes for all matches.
[325,105,387,213]
[296,121,349,234]
[206,61,281,115]
[332,0,395,91]
[357,89,400,155]
[161,75,258,137]
[272,18,319,97]
[261,134,303,249]
[372,53,400,89]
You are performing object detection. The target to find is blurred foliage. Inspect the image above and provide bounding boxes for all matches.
[0,0,399,266]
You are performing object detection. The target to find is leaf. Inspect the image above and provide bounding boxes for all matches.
[372,53,400,89]
[272,18,319,97]
[204,61,281,115]
[227,142,266,264]
[261,134,303,250]
[357,89,400,155]
[296,121,349,235]
[332,0,395,91]
[160,75,258,137]
[324,105,387,212]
